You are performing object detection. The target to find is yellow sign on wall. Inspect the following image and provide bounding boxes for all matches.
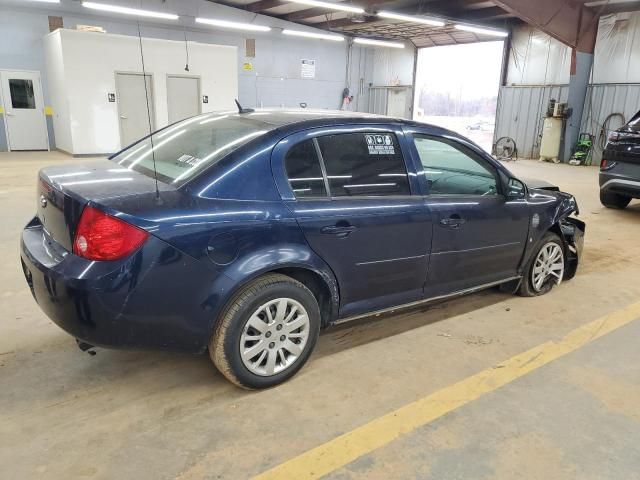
[243,62,253,71]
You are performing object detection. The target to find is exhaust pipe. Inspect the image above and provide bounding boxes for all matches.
[76,339,97,356]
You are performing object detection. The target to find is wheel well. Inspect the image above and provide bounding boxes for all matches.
[548,222,566,248]
[270,267,335,327]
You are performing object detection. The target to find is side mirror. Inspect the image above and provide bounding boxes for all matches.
[506,178,526,200]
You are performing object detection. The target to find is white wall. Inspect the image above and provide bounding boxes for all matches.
[0,1,370,112]
[372,47,416,86]
[43,30,72,153]
[506,12,640,86]
[45,29,237,154]
[506,27,571,86]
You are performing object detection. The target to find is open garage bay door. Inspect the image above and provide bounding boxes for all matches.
[413,41,504,153]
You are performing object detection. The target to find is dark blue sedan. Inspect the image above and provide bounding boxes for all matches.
[20,110,584,389]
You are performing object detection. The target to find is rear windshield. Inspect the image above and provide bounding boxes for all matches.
[111,113,271,184]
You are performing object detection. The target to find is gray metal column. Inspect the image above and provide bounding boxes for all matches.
[563,50,594,162]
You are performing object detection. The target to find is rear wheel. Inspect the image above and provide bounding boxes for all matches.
[600,190,631,209]
[518,233,565,297]
[210,274,320,389]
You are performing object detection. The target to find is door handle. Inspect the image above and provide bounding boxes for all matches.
[120,115,128,119]
[439,215,466,229]
[321,225,357,237]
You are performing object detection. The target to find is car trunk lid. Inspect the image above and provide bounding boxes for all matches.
[37,158,172,252]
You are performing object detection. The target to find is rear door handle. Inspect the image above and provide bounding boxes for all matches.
[439,215,466,229]
[321,225,357,236]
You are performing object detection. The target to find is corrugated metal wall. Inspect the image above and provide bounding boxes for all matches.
[581,84,640,163]
[494,83,640,161]
[494,85,569,159]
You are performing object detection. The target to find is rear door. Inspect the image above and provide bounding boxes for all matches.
[406,131,530,297]
[273,126,433,318]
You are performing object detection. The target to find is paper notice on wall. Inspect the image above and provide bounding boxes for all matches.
[365,134,395,155]
[301,59,316,79]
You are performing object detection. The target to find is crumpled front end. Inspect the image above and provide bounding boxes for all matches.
[560,216,585,280]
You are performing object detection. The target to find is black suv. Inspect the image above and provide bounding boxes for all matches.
[600,110,640,209]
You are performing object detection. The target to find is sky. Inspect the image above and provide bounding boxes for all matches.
[414,41,505,99]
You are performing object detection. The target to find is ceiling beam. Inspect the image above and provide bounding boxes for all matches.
[285,7,342,20]
[460,6,513,20]
[245,0,287,13]
[492,0,599,51]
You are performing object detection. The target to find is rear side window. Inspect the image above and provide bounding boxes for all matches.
[316,132,410,197]
[284,140,327,198]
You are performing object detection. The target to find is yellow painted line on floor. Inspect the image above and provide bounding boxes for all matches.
[253,301,640,480]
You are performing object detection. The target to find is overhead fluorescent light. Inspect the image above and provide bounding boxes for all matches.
[284,0,364,14]
[282,29,344,41]
[82,2,179,20]
[195,18,271,32]
[454,24,508,37]
[354,37,405,48]
[377,11,445,27]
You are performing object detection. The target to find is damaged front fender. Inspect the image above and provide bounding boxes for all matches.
[559,216,585,280]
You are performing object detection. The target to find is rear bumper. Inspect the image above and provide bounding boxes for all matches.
[599,173,640,198]
[20,220,228,353]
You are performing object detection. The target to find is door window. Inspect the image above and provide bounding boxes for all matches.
[413,135,498,196]
[316,132,410,197]
[284,139,328,198]
[9,79,36,109]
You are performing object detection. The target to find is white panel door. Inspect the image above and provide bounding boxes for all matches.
[167,76,200,124]
[0,70,48,151]
[115,73,155,148]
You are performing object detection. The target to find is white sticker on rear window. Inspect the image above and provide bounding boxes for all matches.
[365,134,395,155]
[176,154,202,167]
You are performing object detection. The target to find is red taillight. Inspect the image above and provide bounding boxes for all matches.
[600,159,608,170]
[73,206,148,261]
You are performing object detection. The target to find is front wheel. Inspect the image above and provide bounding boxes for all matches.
[210,274,320,389]
[518,233,565,297]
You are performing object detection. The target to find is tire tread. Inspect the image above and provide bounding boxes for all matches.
[210,274,314,389]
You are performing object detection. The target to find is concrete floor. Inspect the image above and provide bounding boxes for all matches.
[1,151,639,479]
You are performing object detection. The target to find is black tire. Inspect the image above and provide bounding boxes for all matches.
[600,190,631,209]
[210,274,320,389]
[518,232,565,297]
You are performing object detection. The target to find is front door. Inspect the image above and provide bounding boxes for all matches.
[0,70,48,151]
[115,72,155,148]
[277,128,433,318]
[409,133,530,297]
[167,75,200,124]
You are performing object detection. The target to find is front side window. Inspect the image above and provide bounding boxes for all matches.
[316,132,410,197]
[284,140,327,198]
[111,114,271,184]
[413,136,498,196]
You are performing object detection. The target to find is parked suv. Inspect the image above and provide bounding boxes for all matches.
[20,110,584,389]
[600,109,640,209]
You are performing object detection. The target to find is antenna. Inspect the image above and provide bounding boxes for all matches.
[183,24,190,72]
[235,99,255,114]
[136,17,161,202]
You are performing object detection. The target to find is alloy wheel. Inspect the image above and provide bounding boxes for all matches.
[532,242,564,292]
[240,298,310,376]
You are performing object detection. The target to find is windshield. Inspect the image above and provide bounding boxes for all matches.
[111,113,271,184]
